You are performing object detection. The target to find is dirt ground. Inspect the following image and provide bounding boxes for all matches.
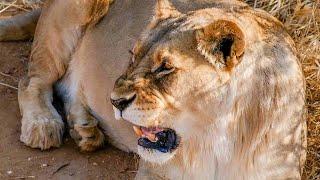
[0,42,137,180]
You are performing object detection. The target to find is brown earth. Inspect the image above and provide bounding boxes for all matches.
[0,42,138,180]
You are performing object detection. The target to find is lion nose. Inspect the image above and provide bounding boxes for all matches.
[111,94,136,111]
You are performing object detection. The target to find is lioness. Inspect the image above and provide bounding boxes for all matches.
[1,0,306,179]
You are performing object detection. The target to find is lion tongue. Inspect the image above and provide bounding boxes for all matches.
[133,126,163,142]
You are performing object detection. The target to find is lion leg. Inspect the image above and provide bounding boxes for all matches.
[65,91,105,152]
[0,9,41,41]
[18,0,112,150]
[19,77,65,150]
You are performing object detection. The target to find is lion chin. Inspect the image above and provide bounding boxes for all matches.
[137,146,177,164]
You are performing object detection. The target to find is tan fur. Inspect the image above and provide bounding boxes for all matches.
[18,0,112,151]
[112,0,306,179]
[4,0,306,179]
[0,9,41,41]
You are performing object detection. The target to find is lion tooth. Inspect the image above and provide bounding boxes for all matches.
[133,126,143,137]
[143,131,157,142]
[147,133,157,142]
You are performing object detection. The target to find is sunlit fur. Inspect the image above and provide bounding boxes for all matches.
[12,0,306,179]
[18,0,112,151]
[112,0,306,179]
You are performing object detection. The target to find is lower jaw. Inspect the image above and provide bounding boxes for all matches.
[134,127,179,164]
[136,128,179,153]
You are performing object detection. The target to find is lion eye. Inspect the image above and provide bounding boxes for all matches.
[153,61,175,77]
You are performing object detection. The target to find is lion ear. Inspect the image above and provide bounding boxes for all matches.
[155,0,182,19]
[196,20,245,70]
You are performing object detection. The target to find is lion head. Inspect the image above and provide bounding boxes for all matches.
[111,0,305,177]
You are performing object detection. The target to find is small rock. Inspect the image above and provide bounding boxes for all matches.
[42,164,48,167]
[3,69,10,74]
[93,162,98,166]
[28,157,32,161]
[7,170,13,175]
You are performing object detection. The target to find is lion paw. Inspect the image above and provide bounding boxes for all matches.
[70,123,105,152]
[20,114,64,150]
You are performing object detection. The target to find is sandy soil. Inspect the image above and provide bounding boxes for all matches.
[0,42,137,180]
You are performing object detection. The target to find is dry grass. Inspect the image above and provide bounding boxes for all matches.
[0,0,42,16]
[0,0,319,179]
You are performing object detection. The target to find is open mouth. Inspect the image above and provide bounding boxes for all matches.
[133,126,179,153]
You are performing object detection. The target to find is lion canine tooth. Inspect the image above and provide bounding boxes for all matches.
[133,126,143,137]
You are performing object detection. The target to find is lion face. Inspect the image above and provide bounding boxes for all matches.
[111,1,245,164]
